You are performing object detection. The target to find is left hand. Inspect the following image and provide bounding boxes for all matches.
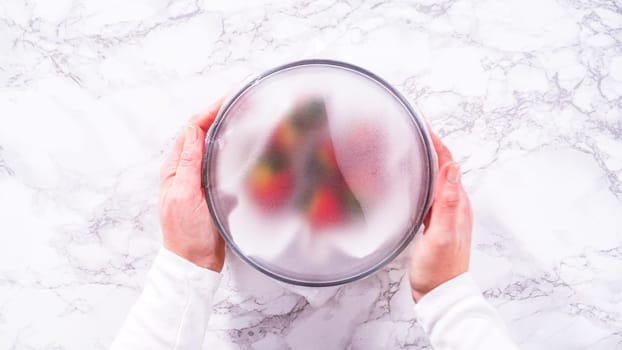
[409,129,473,302]
[159,100,226,272]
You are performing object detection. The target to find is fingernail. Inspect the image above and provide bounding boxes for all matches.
[446,162,461,184]
[185,125,197,143]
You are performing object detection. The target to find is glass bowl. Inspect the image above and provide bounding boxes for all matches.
[203,59,436,286]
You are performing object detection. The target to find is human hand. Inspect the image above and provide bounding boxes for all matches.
[159,100,225,272]
[409,130,473,302]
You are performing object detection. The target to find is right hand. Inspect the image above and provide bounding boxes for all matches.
[409,130,473,302]
[159,100,226,272]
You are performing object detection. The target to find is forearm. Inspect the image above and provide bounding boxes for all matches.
[110,248,222,350]
[415,273,519,350]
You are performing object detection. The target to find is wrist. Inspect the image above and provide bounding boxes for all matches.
[412,289,427,303]
[187,253,224,272]
[410,270,468,303]
[164,243,224,272]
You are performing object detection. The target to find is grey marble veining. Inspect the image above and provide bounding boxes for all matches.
[1,0,621,349]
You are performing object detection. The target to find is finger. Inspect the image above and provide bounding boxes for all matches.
[429,130,453,168]
[189,97,224,132]
[456,188,473,243]
[174,124,207,191]
[160,131,185,186]
[161,98,223,186]
[424,122,453,167]
[426,162,463,237]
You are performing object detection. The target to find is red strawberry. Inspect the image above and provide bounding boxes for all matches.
[248,152,294,210]
[269,122,298,151]
[315,139,339,173]
[268,98,328,152]
[306,185,345,228]
[288,98,327,130]
[306,137,340,181]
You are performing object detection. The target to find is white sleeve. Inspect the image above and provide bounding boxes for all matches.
[414,272,519,350]
[110,248,222,350]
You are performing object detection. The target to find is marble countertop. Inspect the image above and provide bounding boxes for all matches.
[1,0,621,349]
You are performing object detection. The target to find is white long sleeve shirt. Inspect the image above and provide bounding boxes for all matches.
[110,249,519,350]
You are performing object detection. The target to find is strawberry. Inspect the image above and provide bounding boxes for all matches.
[305,185,345,228]
[248,151,294,210]
[269,122,298,151]
[306,137,340,180]
[288,98,327,130]
[315,139,339,173]
[301,135,364,228]
[268,98,328,152]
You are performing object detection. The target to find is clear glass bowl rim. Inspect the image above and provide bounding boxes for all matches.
[202,59,436,287]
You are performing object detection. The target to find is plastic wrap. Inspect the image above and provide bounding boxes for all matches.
[204,61,434,286]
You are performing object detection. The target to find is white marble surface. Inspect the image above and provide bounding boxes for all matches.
[1,0,621,349]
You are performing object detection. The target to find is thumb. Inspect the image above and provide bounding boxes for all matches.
[175,124,206,190]
[427,162,463,234]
